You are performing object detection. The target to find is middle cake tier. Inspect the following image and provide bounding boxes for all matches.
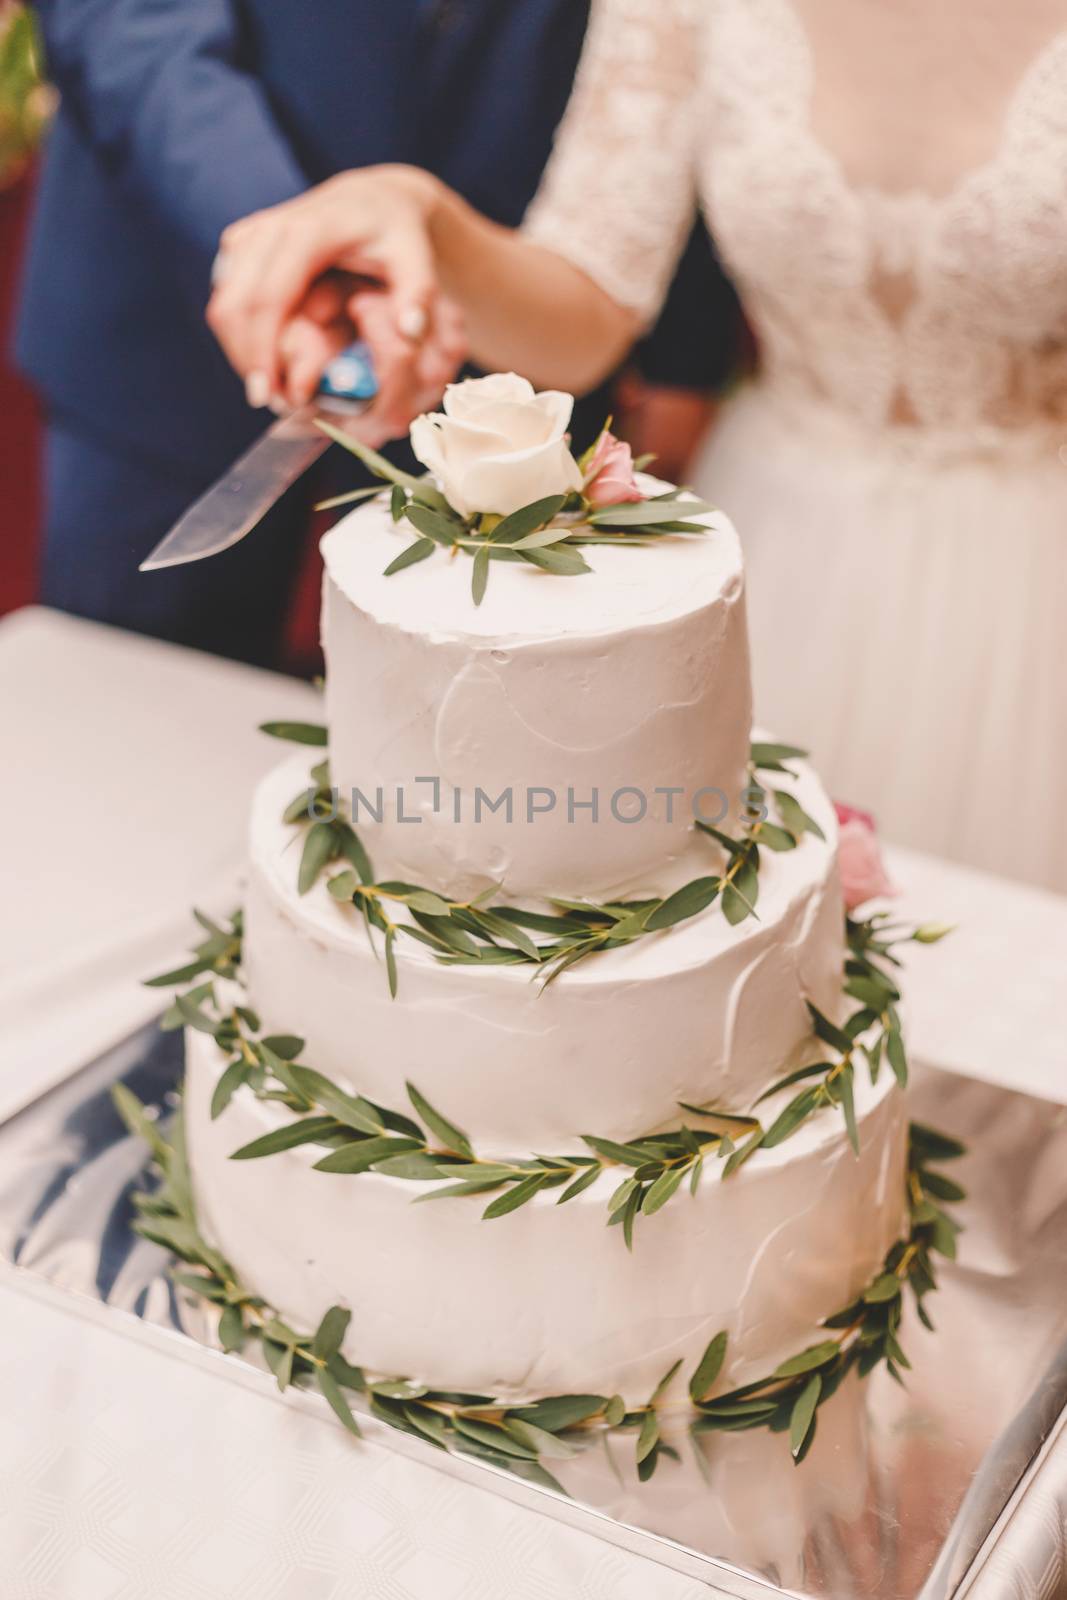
[243,754,845,1155]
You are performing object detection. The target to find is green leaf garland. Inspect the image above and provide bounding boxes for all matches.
[112,1089,964,1485]
[268,737,837,998]
[147,903,942,1246]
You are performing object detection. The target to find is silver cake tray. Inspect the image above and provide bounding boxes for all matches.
[1,1021,1066,1599]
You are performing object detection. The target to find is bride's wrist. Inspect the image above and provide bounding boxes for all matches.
[365,165,485,300]
[424,183,488,297]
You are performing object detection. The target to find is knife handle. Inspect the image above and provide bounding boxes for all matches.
[319,341,379,404]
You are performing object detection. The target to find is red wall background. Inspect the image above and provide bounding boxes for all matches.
[0,171,40,616]
[0,167,327,667]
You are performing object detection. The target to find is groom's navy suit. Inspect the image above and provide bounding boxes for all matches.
[17,0,738,662]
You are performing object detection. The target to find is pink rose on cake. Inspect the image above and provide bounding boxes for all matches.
[834,802,897,911]
[582,427,644,507]
[409,373,583,518]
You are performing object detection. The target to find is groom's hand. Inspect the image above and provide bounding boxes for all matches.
[206,168,448,438]
[262,276,466,443]
[275,272,356,408]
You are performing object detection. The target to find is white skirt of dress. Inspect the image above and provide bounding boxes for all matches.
[695,384,1067,895]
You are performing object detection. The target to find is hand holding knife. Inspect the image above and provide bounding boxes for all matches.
[140,340,378,572]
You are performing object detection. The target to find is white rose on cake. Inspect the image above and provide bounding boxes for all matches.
[410,373,584,518]
[322,369,717,606]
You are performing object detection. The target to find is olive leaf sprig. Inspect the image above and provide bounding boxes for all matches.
[154,950,924,1246]
[314,421,714,607]
[161,975,765,1245]
[722,912,955,1174]
[257,727,832,995]
[143,908,244,998]
[688,1120,966,1463]
[692,739,827,926]
[112,1088,964,1482]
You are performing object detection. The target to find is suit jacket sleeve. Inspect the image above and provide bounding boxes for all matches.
[635,221,743,391]
[36,0,309,300]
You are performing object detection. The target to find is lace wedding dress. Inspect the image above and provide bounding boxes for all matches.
[524,0,1067,893]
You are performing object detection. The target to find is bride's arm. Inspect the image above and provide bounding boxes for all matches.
[427,179,640,393]
[434,0,705,392]
[439,0,706,393]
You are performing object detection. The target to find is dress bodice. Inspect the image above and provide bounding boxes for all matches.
[523,0,1067,441]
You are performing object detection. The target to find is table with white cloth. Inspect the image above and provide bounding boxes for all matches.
[2,606,1065,1600]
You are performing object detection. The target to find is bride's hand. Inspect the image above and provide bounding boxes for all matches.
[207,166,446,427]
[342,285,467,436]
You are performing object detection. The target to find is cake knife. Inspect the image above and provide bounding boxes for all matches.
[139,341,378,571]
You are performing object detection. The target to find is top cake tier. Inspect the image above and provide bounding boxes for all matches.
[321,488,753,901]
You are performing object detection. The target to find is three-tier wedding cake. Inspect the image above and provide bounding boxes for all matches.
[177,375,911,1414]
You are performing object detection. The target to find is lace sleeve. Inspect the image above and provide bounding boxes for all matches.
[522,0,705,326]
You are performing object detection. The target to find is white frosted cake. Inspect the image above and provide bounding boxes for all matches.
[319,484,752,901]
[133,378,958,1473]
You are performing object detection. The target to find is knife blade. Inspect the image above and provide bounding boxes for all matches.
[139,341,378,572]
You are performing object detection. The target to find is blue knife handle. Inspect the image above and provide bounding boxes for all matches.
[318,340,378,403]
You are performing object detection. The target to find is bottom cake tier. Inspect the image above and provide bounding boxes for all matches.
[184,1024,907,1406]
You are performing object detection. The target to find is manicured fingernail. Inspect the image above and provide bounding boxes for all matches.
[398,306,427,341]
[245,371,270,408]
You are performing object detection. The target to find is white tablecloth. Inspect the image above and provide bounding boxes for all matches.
[2,606,1066,1600]
[0,1274,732,1600]
[2,607,315,1122]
